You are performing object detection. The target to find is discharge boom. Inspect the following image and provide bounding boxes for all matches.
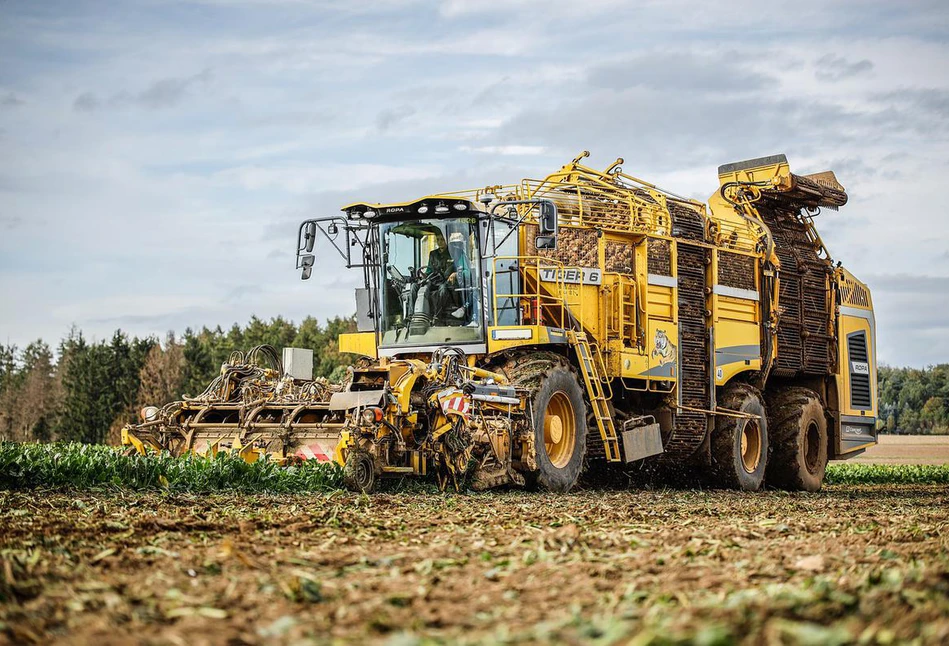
[124,152,878,492]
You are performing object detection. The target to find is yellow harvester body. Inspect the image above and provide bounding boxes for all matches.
[124,152,877,493]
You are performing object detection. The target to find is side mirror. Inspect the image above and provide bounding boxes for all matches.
[536,200,558,250]
[538,200,558,234]
[535,235,556,250]
[300,254,315,280]
[303,222,317,253]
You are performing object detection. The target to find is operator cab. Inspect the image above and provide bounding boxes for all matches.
[380,215,483,346]
[296,195,556,356]
[296,198,489,355]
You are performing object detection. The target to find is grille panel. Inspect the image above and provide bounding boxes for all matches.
[847,331,872,409]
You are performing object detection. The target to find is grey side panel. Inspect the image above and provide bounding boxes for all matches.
[329,389,385,411]
[714,344,760,366]
[718,154,788,175]
[546,327,568,344]
[379,343,488,358]
[837,416,877,455]
[622,423,664,463]
[355,288,375,332]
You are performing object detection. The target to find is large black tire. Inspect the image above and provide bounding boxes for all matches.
[343,450,377,493]
[529,365,588,492]
[711,384,769,491]
[766,388,828,492]
[496,352,588,492]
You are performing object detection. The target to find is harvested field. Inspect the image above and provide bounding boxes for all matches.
[2,485,948,645]
[852,435,949,465]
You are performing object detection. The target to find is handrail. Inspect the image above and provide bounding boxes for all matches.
[490,255,590,329]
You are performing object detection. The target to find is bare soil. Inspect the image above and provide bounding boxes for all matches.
[2,486,947,645]
[852,435,949,465]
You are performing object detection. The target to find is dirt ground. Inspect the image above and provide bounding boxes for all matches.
[2,485,947,645]
[852,435,949,465]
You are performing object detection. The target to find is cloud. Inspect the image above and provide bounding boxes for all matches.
[73,69,213,112]
[865,274,949,296]
[225,284,264,303]
[73,91,99,112]
[0,215,23,230]
[376,105,416,132]
[133,69,213,109]
[873,87,949,119]
[1,92,24,108]
[863,273,949,365]
[815,54,874,81]
[460,145,547,156]
[588,53,776,93]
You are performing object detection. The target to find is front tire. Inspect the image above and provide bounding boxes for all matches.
[711,384,768,491]
[766,388,828,492]
[530,365,588,492]
[343,450,377,493]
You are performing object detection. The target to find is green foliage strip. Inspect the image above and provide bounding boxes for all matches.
[824,462,949,485]
[0,442,342,493]
[2,442,948,492]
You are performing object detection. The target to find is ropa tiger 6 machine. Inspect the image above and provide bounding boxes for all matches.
[123,152,878,493]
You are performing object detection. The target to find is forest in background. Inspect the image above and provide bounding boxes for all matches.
[878,365,949,435]
[0,316,356,444]
[0,316,946,443]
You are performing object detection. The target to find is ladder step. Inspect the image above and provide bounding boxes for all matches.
[568,333,621,461]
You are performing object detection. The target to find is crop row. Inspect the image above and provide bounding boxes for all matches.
[2,442,948,492]
[0,442,341,493]
[823,462,949,485]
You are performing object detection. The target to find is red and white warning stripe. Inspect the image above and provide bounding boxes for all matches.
[440,391,471,418]
[294,442,332,462]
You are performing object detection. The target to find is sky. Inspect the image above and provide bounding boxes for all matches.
[0,0,948,367]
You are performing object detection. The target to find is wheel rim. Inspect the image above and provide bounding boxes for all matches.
[804,421,821,473]
[353,454,373,490]
[544,391,576,469]
[739,419,762,473]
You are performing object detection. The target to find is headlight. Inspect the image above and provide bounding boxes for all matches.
[140,406,160,422]
[360,407,383,425]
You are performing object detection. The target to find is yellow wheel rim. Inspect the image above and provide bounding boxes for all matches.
[740,419,762,473]
[544,392,576,469]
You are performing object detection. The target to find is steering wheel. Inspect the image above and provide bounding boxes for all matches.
[414,267,440,288]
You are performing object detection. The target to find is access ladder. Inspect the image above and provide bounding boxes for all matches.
[567,331,621,462]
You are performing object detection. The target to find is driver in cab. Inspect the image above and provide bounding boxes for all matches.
[426,232,469,322]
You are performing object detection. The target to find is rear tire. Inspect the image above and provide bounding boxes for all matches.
[343,450,376,493]
[766,388,828,492]
[711,384,768,491]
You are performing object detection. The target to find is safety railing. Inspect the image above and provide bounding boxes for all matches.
[490,256,590,330]
[435,155,773,258]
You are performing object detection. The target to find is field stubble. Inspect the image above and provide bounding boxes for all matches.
[852,435,949,465]
[1,483,948,646]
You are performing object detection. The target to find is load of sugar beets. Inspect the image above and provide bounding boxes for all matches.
[124,151,878,493]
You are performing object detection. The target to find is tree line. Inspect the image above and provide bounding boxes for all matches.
[0,316,356,445]
[878,365,949,435]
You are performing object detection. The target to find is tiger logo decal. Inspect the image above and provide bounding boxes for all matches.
[651,329,677,366]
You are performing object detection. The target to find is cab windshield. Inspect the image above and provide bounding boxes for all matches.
[380,217,483,346]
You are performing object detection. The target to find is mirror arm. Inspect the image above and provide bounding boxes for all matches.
[296,215,368,269]
[485,198,557,257]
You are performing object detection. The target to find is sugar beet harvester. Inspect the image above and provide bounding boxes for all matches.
[123,152,878,493]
